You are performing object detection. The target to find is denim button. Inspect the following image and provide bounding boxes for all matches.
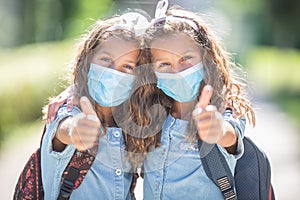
[114,131,120,138]
[156,181,160,189]
[162,149,166,155]
[115,169,122,176]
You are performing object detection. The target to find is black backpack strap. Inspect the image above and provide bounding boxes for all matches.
[53,104,98,200]
[57,144,98,200]
[58,166,80,200]
[198,140,237,200]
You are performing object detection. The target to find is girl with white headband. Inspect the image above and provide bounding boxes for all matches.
[135,1,256,199]
[41,11,149,199]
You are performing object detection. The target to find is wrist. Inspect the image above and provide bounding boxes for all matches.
[217,121,237,148]
[52,117,73,151]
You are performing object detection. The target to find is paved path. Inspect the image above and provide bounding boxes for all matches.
[1,96,299,199]
[0,130,40,200]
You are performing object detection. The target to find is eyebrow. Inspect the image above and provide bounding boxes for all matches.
[99,51,111,56]
[152,48,196,63]
[101,49,138,62]
[152,57,166,63]
[123,60,137,65]
[181,48,196,55]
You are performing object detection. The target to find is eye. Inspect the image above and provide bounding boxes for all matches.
[100,57,113,64]
[123,64,135,70]
[159,62,171,68]
[180,56,193,63]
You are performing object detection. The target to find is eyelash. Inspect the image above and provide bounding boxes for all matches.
[157,56,192,68]
[180,56,192,62]
[159,62,171,68]
[100,57,134,70]
[123,64,134,70]
[101,57,113,64]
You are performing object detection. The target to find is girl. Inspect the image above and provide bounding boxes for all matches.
[41,12,149,199]
[46,2,254,199]
[135,2,256,199]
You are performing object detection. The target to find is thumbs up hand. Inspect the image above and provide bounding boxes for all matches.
[192,85,224,144]
[69,96,101,151]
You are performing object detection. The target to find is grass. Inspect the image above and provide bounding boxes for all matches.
[0,40,74,91]
[0,41,74,151]
[245,46,300,133]
[245,47,300,93]
[0,120,44,154]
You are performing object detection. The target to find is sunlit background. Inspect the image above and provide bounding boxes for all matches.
[0,0,299,199]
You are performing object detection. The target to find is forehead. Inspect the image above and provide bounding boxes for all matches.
[95,35,140,57]
[150,32,198,55]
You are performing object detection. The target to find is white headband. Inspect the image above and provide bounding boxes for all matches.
[155,0,169,18]
[105,12,150,36]
[152,0,199,32]
[105,0,199,37]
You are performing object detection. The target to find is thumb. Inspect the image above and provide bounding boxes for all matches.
[196,85,213,108]
[80,96,97,116]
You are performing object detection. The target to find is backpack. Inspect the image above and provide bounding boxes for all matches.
[13,125,98,200]
[198,123,275,199]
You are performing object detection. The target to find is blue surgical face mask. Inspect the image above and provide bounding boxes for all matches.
[87,63,135,107]
[155,62,205,102]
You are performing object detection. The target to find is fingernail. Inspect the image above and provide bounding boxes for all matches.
[51,116,55,122]
[205,85,213,91]
[192,107,203,117]
[205,105,217,112]
[81,96,88,104]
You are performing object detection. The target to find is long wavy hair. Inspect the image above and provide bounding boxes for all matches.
[116,53,172,171]
[121,6,256,169]
[71,15,143,130]
[148,6,256,130]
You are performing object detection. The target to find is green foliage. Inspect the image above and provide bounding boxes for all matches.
[246,46,300,132]
[63,0,113,39]
[0,0,113,48]
[0,121,44,153]
[267,0,300,48]
[218,0,300,52]
[246,47,300,92]
[0,41,73,147]
[274,91,300,132]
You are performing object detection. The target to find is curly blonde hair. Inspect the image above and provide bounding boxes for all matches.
[117,63,172,171]
[121,6,256,168]
[146,6,255,124]
[71,15,143,128]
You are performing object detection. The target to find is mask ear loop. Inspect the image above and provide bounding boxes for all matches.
[155,0,169,19]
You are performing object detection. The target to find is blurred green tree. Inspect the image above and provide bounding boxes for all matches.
[219,0,300,50]
[0,0,112,48]
[267,0,300,48]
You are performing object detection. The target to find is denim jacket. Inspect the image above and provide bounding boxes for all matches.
[143,111,245,200]
[41,105,132,200]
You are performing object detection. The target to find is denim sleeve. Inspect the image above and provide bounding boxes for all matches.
[222,109,246,159]
[42,104,81,159]
[41,105,82,199]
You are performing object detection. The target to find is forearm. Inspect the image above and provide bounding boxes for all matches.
[217,121,237,154]
[52,117,73,152]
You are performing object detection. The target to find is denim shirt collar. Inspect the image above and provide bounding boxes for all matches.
[163,114,190,136]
